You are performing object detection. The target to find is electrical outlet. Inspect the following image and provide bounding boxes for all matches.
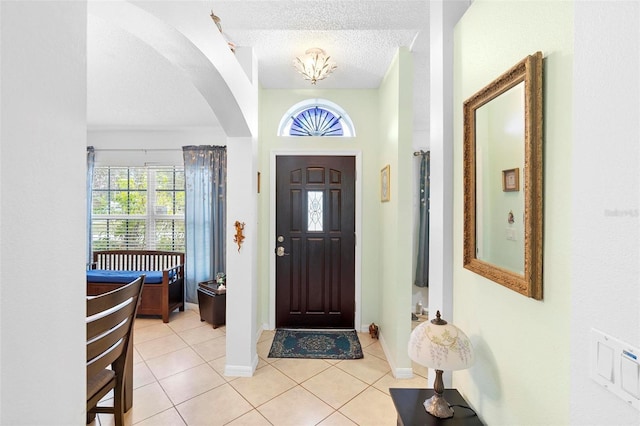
[505,228,517,241]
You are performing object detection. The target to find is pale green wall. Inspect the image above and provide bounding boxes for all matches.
[257,88,382,333]
[257,48,415,373]
[377,48,414,370]
[453,1,572,424]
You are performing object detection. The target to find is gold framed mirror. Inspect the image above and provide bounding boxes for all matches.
[463,52,543,299]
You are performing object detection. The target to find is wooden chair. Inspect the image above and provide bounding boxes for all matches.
[86,275,145,426]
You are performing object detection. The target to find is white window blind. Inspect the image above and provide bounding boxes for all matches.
[91,166,185,252]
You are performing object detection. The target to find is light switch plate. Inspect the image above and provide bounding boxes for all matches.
[597,341,614,381]
[621,356,640,399]
[590,328,640,411]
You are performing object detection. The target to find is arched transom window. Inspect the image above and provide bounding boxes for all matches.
[278,99,355,137]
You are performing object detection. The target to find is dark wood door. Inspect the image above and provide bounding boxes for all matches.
[275,156,356,328]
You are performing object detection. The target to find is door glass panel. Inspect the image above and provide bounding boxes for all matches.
[307,191,323,232]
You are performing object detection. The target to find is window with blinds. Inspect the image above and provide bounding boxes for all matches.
[91,166,185,252]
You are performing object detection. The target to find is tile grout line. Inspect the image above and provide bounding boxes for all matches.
[100,310,405,425]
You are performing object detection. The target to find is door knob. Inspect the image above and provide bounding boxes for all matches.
[275,246,289,257]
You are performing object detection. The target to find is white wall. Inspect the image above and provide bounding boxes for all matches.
[571,2,640,424]
[453,1,573,424]
[225,136,260,377]
[427,2,470,372]
[89,128,224,166]
[1,2,87,423]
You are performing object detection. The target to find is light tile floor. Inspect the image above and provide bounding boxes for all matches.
[92,306,429,425]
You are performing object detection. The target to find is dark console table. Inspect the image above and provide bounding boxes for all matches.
[389,388,484,426]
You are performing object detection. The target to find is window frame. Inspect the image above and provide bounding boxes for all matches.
[91,166,185,252]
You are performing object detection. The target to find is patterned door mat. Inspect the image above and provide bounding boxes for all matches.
[268,329,364,360]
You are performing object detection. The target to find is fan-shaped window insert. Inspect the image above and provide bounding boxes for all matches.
[278,99,355,137]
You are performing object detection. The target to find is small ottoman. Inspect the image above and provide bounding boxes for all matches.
[197,281,226,329]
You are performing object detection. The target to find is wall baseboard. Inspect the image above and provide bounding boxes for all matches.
[378,331,416,379]
[394,367,414,379]
[224,354,259,377]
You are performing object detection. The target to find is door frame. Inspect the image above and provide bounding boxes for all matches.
[268,150,362,331]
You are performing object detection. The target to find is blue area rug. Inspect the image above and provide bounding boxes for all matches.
[268,329,364,360]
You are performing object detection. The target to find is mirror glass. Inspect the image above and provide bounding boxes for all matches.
[475,82,525,274]
[463,52,543,299]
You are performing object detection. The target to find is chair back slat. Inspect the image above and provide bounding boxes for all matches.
[86,275,144,385]
[87,338,126,379]
[87,301,135,338]
[87,278,143,317]
[87,305,135,361]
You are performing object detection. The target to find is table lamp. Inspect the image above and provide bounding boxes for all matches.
[408,310,475,418]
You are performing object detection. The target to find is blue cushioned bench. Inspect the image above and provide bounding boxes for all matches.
[87,250,184,323]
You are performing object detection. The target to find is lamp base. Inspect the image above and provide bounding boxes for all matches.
[423,392,454,419]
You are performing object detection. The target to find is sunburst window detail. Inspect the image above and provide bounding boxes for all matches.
[278,98,355,137]
[291,107,343,136]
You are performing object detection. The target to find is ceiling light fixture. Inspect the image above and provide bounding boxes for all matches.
[293,48,337,85]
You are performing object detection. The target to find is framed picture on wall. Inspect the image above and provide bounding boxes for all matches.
[502,168,519,192]
[381,165,390,202]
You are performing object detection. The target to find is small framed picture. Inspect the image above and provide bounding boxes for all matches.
[502,168,519,192]
[381,165,390,202]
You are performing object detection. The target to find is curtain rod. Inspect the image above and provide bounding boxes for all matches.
[91,148,182,152]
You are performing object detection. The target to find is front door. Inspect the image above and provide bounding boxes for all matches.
[275,156,356,328]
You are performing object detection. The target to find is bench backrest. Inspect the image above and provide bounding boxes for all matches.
[92,250,184,271]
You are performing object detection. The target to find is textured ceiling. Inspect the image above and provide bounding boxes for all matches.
[88,14,221,129]
[88,0,431,130]
[206,0,429,89]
